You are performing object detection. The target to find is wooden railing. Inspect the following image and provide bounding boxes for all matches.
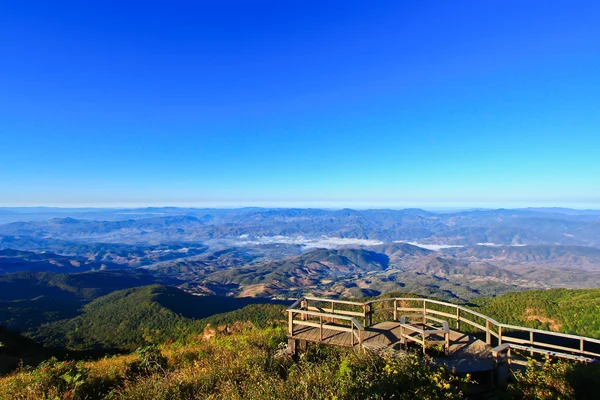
[288,298,364,346]
[492,343,595,365]
[399,315,450,355]
[287,296,600,362]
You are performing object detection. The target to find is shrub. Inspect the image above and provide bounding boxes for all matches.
[1,357,89,400]
[125,345,168,378]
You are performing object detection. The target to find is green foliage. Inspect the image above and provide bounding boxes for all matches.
[1,357,89,400]
[125,346,167,378]
[510,356,575,399]
[473,288,600,338]
[0,327,471,400]
[32,285,286,351]
[508,355,600,400]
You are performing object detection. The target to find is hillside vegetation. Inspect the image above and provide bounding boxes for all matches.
[473,288,600,338]
[0,327,472,400]
[2,287,600,398]
[0,271,177,334]
[33,285,286,351]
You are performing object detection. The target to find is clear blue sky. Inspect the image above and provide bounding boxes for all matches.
[1,1,599,208]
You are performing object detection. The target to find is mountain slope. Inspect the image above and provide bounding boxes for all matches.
[473,288,600,338]
[0,249,125,274]
[33,285,285,351]
[0,270,178,334]
[201,248,389,297]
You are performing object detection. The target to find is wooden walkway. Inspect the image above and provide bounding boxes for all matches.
[287,296,600,374]
[291,321,495,372]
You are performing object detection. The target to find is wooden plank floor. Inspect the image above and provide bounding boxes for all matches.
[291,322,406,348]
[290,321,495,372]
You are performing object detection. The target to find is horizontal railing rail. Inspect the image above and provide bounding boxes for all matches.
[287,296,600,361]
[287,308,364,346]
[492,343,596,365]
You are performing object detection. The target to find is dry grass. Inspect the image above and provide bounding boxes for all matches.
[0,326,469,400]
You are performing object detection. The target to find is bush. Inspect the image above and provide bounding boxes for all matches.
[509,356,600,400]
[1,357,89,400]
[125,345,168,378]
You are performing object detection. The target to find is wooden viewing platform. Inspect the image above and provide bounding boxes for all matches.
[287,296,600,375]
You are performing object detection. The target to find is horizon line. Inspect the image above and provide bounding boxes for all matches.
[1,204,600,212]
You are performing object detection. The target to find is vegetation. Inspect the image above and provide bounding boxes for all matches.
[472,288,600,338]
[508,356,600,399]
[1,286,600,398]
[0,327,471,400]
[33,285,286,351]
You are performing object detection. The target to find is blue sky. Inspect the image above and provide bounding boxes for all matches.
[1,1,599,208]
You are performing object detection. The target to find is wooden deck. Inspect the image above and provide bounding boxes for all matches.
[291,321,404,350]
[291,321,495,372]
[287,296,600,374]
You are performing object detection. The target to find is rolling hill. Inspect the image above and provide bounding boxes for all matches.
[0,249,125,274]
[32,285,286,351]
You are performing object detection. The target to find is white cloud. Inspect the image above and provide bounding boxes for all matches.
[476,242,527,247]
[393,241,464,251]
[217,235,385,249]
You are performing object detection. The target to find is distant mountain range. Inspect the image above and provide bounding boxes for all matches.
[1,207,599,247]
[1,207,600,301]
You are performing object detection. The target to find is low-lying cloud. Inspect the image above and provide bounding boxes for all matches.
[393,241,464,251]
[220,235,384,249]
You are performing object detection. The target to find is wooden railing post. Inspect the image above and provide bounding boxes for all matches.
[456,308,461,330]
[423,300,427,325]
[400,324,405,347]
[393,299,398,321]
[486,320,491,345]
[530,331,535,357]
[319,316,323,341]
[330,301,335,323]
[363,304,367,327]
[499,325,503,345]
[580,338,585,353]
[301,299,308,321]
[351,324,355,346]
[289,311,294,336]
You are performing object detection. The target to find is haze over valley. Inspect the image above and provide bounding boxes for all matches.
[2,206,600,305]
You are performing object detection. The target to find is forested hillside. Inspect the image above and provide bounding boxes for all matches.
[32,285,286,351]
[473,288,600,338]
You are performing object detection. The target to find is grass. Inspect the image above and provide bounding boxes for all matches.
[0,325,470,400]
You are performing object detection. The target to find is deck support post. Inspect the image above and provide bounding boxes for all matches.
[486,320,491,345]
[288,311,294,336]
[445,331,450,355]
[287,338,297,355]
[393,299,398,321]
